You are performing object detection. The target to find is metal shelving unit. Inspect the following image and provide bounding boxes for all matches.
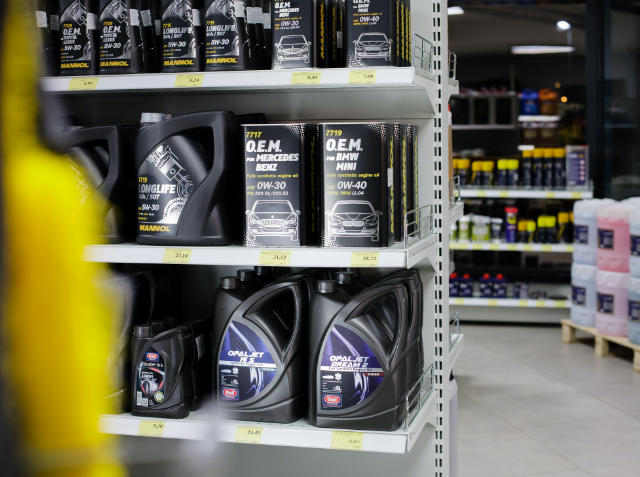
[460,189,593,199]
[450,242,573,252]
[450,297,570,308]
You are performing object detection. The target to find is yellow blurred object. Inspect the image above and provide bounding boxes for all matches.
[481,161,494,172]
[1,1,125,476]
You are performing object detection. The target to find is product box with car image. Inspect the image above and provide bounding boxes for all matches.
[344,0,397,67]
[243,124,317,247]
[272,0,317,69]
[319,122,395,248]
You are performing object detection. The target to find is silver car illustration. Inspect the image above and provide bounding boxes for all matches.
[353,32,393,61]
[275,35,312,63]
[246,200,300,241]
[325,201,382,242]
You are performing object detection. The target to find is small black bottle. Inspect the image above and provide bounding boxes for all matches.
[58,0,99,76]
[159,0,203,72]
[204,0,251,70]
[98,0,144,74]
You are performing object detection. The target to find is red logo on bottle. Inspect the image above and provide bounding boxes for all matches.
[222,388,239,400]
[323,395,342,407]
[146,353,159,362]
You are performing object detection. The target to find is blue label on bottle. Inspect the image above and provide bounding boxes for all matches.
[567,149,587,187]
[513,282,529,299]
[218,321,278,402]
[597,293,614,314]
[629,300,640,321]
[459,282,473,297]
[320,325,383,411]
[572,286,586,306]
[449,281,459,297]
[598,229,614,250]
[631,235,640,256]
[492,283,507,298]
[574,225,588,245]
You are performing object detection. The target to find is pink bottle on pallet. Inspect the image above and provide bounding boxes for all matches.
[596,203,639,272]
[595,269,630,336]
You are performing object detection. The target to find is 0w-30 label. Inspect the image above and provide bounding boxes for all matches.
[320,325,383,411]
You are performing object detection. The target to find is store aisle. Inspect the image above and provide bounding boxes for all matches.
[456,325,640,477]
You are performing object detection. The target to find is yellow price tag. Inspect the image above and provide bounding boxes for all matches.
[555,300,567,308]
[348,69,377,84]
[546,192,556,198]
[506,244,518,251]
[138,420,165,437]
[571,192,582,199]
[235,426,263,444]
[536,300,547,308]
[522,244,533,251]
[174,74,204,88]
[68,77,98,90]
[498,191,509,198]
[258,250,292,266]
[291,71,322,85]
[566,245,573,252]
[487,299,498,307]
[162,249,192,264]
[331,431,364,451]
[453,298,464,305]
[450,242,462,250]
[518,300,528,307]
[476,191,486,197]
[541,245,552,252]
[472,243,484,250]
[489,244,499,251]
[350,251,380,267]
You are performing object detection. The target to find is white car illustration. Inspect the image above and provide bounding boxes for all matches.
[353,32,393,61]
[246,200,300,241]
[275,35,312,63]
[325,201,382,242]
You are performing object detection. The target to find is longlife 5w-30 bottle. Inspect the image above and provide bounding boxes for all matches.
[160,0,203,72]
[204,0,251,71]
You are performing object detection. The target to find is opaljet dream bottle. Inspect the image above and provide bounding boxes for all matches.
[160,0,203,72]
[135,111,233,246]
[309,281,409,431]
[59,0,99,75]
[213,278,305,423]
[204,0,251,70]
[98,0,144,74]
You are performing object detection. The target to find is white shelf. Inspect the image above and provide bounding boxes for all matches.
[460,189,593,199]
[450,334,464,369]
[99,391,437,454]
[450,297,570,308]
[451,124,515,130]
[83,235,437,269]
[448,78,459,97]
[518,115,561,122]
[449,202,464,223]
[450,242,573,253]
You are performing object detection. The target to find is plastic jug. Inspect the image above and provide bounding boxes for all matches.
[309,281,409,431]
[628,275,640,345]
[571,262,598,327]
[59,126,126,243]
[213,278,305,423]
[236,269,263,293]
[629,208,640,278]
[597,203,639,272]
[493,274,507,298]
[335,271,367,296]
[479,274,492,297]
[596,269,629,336]
[58,0,99,76]
[131,324,196,418]
[135,111,233,245]
[98,0,144,74]
[275,270,321,302]
[573,199,614,265]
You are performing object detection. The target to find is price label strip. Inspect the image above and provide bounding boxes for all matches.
[68,78,98,91]
[259,250,292,266]
[291,71,322,85]
[350,251,380,267]
[138,420,166,437]
[348,69,377,84]
[331,431,364,451]
[174,74,204,88]
[235,426,263,444]
[162,249,192,264]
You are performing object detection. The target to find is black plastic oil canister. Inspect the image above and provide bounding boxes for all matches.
[160,0,203,72]
[59,0,99,75]
[98,0,144,74]
[204,0,251,71]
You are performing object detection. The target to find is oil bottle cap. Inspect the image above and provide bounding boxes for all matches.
[497,159,508,170]
[533,148,544,158]
[482,273,490,280]
[547,216,557,227]
[459,158,470,168]
[140,112,165,124]
[316,280,338,294]
[505,207,518,215]
[221,277,240,290]
[237,269,255,282]
[522,149,533,158]
[558,212,569,224]
[472,161,483,171]
[518,221,527,231]
[463,274,471,279]
[345,268,361,278]
[482,161,495,172]
[450,273,458,279]
[508,159,520,170]
[133,325,152,338]
[149,320,167,335]
[254,266,273,277]
[543,148,555,159]
[496,274,504,280]
[537,216,546,227]
[162,315,179,329]
[335,272,355,285]
[527,220,536,232]
[554,148,566,158]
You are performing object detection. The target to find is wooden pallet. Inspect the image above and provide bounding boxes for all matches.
[561,319,640,372]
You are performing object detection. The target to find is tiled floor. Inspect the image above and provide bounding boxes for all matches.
[456,324,640,477]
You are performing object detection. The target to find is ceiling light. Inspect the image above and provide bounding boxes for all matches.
[557,21,571,30]
[511,45,575,54]
[561,96,568,103]
[448,6,464,15]
[555,82,561,88]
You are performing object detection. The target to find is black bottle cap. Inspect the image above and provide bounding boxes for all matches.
[237,269,255,282]
[133,325,152,338]
[162,315,179,329]
[254,266,273,277]
[317,280,338,294]
[345,268,361,279]
[335,271,355,285]
[221,277,240,290]
[150,320,167,335]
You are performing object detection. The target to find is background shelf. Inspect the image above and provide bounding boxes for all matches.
[460,189,593,199]
[450,242,573,252]
[450,297,570,308]
[450,334,464,369]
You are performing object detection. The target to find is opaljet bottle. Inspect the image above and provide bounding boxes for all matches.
[59,0,99,76]
[160,0,203,72]
[98,0,144,74]
[204,0,251,71]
